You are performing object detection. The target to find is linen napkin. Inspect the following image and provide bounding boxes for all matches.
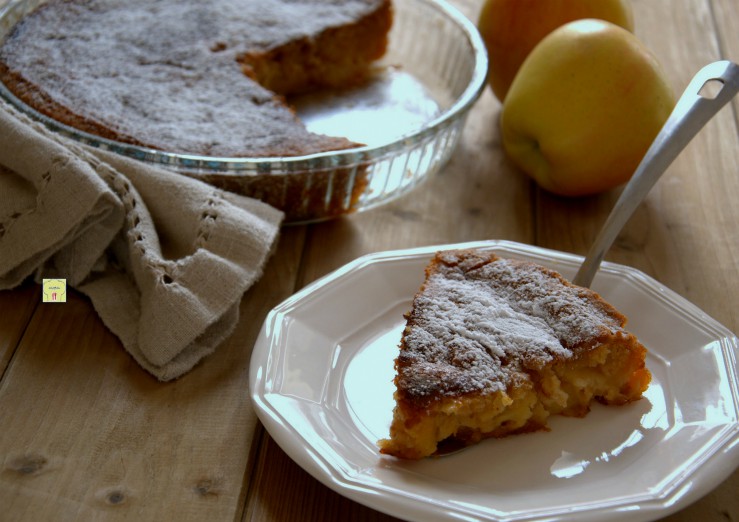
[0,99,284,381]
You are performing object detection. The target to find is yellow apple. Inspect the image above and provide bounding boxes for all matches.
[500,19,675,197]
[478,0,634,102]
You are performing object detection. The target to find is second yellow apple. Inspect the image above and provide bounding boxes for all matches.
[500,19,675,197]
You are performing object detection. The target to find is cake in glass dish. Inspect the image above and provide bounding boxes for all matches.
[0,0,393,220]
[379,249,651,459]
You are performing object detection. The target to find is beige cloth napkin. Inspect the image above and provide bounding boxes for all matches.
[0,99,284,381]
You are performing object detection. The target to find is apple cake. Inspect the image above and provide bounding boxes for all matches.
[0,0,393,221]
[379,249,651,459]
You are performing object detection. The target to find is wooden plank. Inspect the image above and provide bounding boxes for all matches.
[634,0,739,335]
[244,435,402,522]
[713,0,739,57]
[0,228,305,522]
[0,283,40,377]
[709,0,739,121]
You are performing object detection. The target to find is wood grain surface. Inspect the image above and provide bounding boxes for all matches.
[0,0,737,521]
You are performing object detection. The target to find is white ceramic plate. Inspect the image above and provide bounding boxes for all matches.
[249,240,739,522]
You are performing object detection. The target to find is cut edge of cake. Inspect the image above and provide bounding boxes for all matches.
[239,0,393,98]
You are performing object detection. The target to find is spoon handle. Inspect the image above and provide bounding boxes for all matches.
[572,60,739,288]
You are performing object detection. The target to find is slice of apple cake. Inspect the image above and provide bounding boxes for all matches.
[379,249,651,459]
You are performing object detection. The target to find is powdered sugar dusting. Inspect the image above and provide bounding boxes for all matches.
[0,0,385,156]
[397,250,627,401]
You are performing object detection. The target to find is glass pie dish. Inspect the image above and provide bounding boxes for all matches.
[0,0,488,223]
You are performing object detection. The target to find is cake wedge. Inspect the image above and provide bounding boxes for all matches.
[379,249,651,459]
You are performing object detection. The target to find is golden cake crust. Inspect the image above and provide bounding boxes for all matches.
[379,249,651,459]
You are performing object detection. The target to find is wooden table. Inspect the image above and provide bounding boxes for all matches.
[1,0,737,520]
